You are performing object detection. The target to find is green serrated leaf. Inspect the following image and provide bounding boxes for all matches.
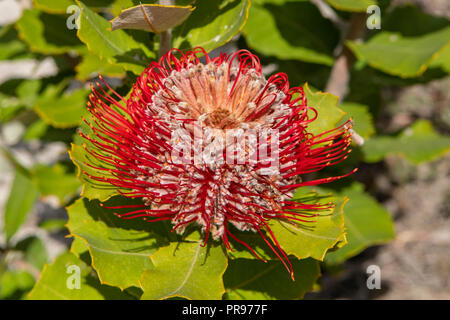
[76,1,155,74]
[304,83,346,135]
[323,182,394,265]
[16,9,85,54]
[339,102,375,139]
[325,0,377,12]
[33,163,81,204]
[34,87,89,128]
[69,143,125,201]
[347,26,450,78]
[226,229,277,261]
[430,42,450,73]
[244,0,338,66]
[139,241,227,300]
[226,188,349,264]
[3,170,39,241]
[33,0,116,13]
[268,189,347,261]
[70,236,90,258]
[27,251,135,300]
[76,52,126,80]
[362,120,450,164]
[66,197,171,289]
[33,0,75,13]
[172,0,251,53]
[224,258,319,299]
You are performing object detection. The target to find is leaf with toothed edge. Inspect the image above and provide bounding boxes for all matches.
[223,257,320,299]
[69,143,126,201]
[172,0,251,53]
[66,197,173,290]
[244,0,338,66]
[303,83,346,136]
[16,9,85,55]
[362,120,450,164]
[346,26,450,78]
[268,188,348,262]
[75,1,155,75]
[34,88,90,128]
[27,252,135,300]
[225,188,347,284]
[139,238,228,300]
[32,163,81,205]
[323,182,395,265]
[76,53,126,80]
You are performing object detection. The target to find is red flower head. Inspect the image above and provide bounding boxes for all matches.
[80,48,355,279]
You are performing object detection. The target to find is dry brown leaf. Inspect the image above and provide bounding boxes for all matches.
[110,4,194,33]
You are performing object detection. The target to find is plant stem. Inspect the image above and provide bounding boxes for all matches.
[158,0,175,58]
[325,13,366,101]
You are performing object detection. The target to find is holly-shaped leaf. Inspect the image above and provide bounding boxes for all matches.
[76,1,155,75]
[34,86,90,128]
[172,0,251,52]
[69,143,127,201]
[139,240,228,300]
[339,102,375,139]
[66,197,171,290]
[347,26,450,78]
[76,53,126,80]
[27,252,134,300]
[362,120,450,164]
[16,9,85,54]
[304,83,346,135]
[33,0,116,13]
[243,0,338,66]
[223,258,320,299]
[429,42,450,73]
[323,182,395,265]
[268,189,347,261]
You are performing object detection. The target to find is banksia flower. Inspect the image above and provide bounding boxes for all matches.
[79,48,355,279]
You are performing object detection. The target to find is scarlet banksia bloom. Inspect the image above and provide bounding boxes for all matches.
[80,47,355,279]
